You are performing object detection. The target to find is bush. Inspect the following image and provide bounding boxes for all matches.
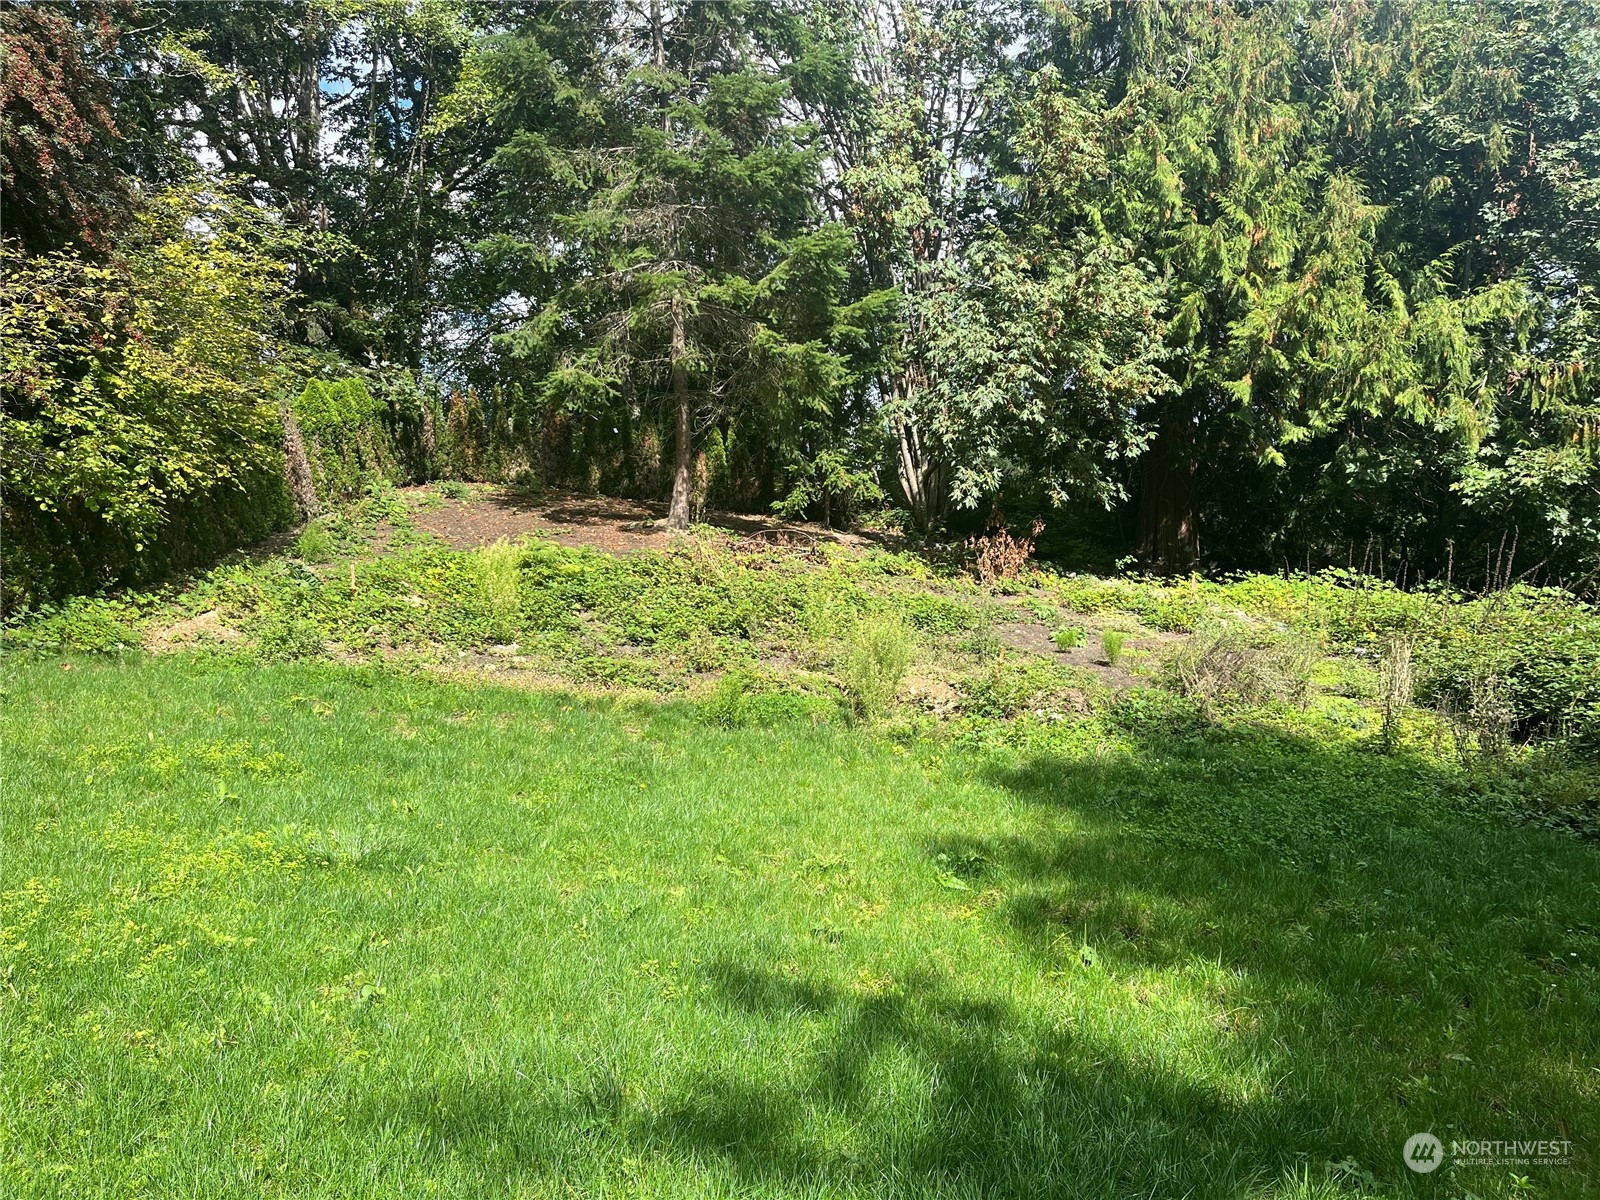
[0,189,298,608]
[255,613,327,660]
[968,519,1045,583]
[704,671,753,728]
[838,617,914,719]
[3,594,147,653]
[958,658,1068,719]
[475,539,522,642]
[1165,619,1318,711]
[293,377,403,502]
[904,594,983,635]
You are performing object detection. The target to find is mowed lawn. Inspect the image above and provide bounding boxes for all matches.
[4,655,1598,1199]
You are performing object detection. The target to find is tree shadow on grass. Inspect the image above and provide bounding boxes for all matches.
[635,724,1599,1196]
[375,719,1599,1197]
[965,721,1600,1192]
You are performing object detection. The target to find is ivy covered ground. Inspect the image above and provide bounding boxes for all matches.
[5,484,1599,1199]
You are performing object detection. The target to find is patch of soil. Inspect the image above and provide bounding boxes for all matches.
[149,609,241,651]
[992,615,1183,691]
[404,486,895,556]
[903,674,961,716]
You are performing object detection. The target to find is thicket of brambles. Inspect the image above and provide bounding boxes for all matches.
[4,0,1599,606]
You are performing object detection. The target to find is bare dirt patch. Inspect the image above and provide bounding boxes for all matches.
[992,615,1183,690]
[404,485,894,556]
[149,609,241,651]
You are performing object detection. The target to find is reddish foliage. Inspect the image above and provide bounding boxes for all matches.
[1,3,125,251]
[968,516,1046,583]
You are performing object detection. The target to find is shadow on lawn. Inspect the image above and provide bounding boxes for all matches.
[392,721,1599,1197]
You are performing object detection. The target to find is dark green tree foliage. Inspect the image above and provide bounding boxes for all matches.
[5,0,1599,603]
[482,1,861,529]
[1037,0,1600,581]
[787,0,1027,532]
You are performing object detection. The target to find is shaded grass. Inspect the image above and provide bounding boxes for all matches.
[3,655,1598,1198]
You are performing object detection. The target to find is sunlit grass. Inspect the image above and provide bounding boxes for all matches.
[4,655,1597,1198]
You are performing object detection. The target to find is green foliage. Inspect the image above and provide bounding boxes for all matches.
[837,617,914,720]
[474,538,523,642]
[294,522,335,564]
[1056,569,1600,749]
[0,187,301,605]
[1051,625,1085,651]
[902,594,983,636]
[703,669,833,730]
[2,594,147,653]
[1165,620,1318,712]
[292,376,424,502]
[958,657,1078,720]
[253,611,327,661]
[1100,629,1127,667]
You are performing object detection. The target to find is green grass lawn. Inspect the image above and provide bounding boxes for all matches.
[4,654,1598,1198]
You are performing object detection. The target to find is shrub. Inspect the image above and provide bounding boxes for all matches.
[705,671,753,728]
[1165,619,1318,711]
[958,657,1067,719]
[292,377,406,503]
[1101,629,1127,666]
[968,518,1045,583]
[3,594,147,653]
[475,539,522,642]
[838,617,914,719]
[0,189,297,607]
[1052,625,1085,650]
[438,480,471,500]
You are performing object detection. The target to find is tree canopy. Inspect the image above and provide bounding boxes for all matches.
[3,0,1598,604]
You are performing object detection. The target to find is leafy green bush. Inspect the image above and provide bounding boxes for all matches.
[704,671,753,728]
[958,658,1069,719]
[255,612,327,660]
[903,594,983,635]
[294,377,401,501]
[2,594,148,653]
[837,617,914,719]
[0,188,297,607]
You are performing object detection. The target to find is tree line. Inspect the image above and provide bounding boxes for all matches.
[4,0,1598,606]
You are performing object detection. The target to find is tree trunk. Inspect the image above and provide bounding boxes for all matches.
[891,366,944,534]
[1137,402,1199,572]
[666,294,692,531]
